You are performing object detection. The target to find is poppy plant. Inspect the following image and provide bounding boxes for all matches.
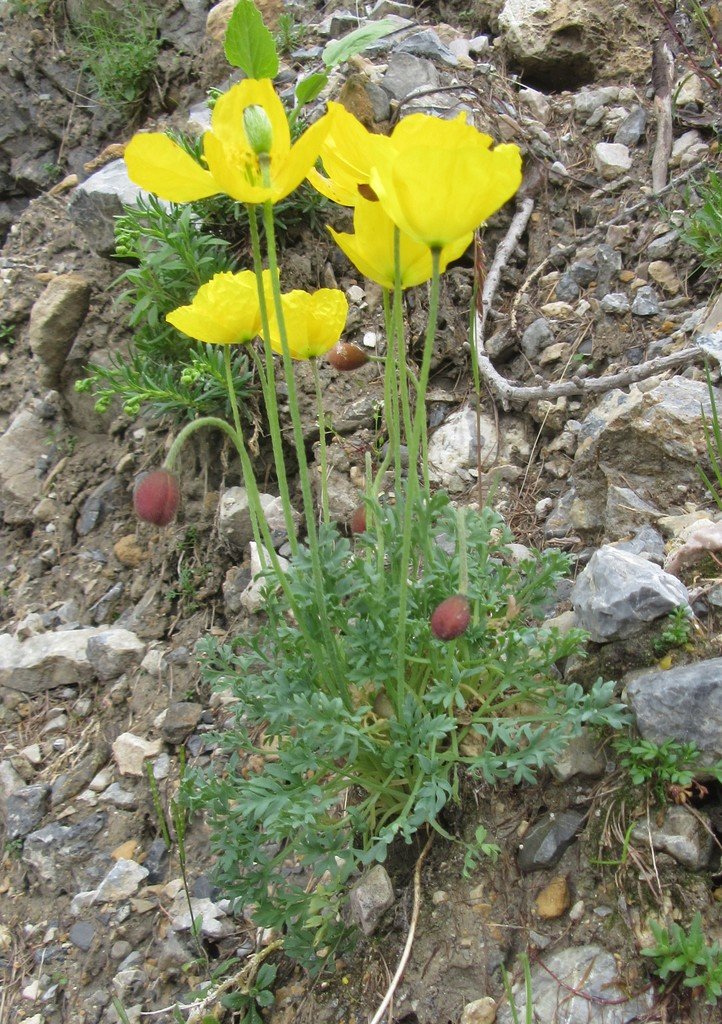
[369,112,522,250]
[328,196,472,290]
[308,102,389,207]
[265,288,349,360]
[166,270,269,345]
[125,79,335,205]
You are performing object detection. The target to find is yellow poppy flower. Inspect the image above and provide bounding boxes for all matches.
[329,197,472,289]
[308,102,390,206]
[125,79,334,205]
[167,270,269,345]
[265,289,348,360]
[369,112,522,250]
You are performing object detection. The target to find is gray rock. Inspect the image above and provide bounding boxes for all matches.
[348,864,395,935]
[86,629,146,681]
[98,783,138,810]
[517,810,585,872]
[94,859,149,903]
[595,244,622,298]
[594,142,632,180]
[572,546,688,642]
[633,806,713,871]
[0,758,27,820]
[222,565,252,614]
[28,275,91,386]
[428,406,511,492]
[160,702,203,744]
[631,286,660,316]
[0,398,56,525]
[612,525,666,566]
[573,87,620,118]
[89,582,125,625]
[69,921,96,952]
[169,894,231,938]
[0,626,107,693]
[569,261,597,287]
[550,731,606,782]
[143,838,170,884]
[604,484,661,540]
[555,273,581,303]
[5,784,51,840]
[69,159,150,257]
[76,478,121,537]
[380,52,440,101]
[647,230,679,261]
[22,812,109,892]
[521,317,554,359]
[626,657,722,764]
[614,105,647,147]
[219,486,259,550]
[497,944,654,1024]
[369,0,414,17]
[395,30,458,66]
[600,291,630,315]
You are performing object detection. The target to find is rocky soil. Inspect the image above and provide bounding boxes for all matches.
[2,1,722,1023]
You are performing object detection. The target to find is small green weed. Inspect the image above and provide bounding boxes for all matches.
[699,363,722,509]
[614,735,722,804]
[652,606,693,656]
[275,11,306,54]
[72,3,161,115]
[76,195,254,422]
[0,324,15,344]
[642,912,722,1004]
[681,171,722,279]
[167,563,208,613]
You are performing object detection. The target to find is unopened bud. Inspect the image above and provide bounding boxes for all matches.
[133,469,180,526]
[243,104,274,156]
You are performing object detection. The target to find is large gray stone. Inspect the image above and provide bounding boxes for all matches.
[0,399,55,524]
[497,945,654,1024]
[22,812,110,892]
[498,0,606,86]
[0,627,107,693]
[632,806,713,871]
[28,275,91,385]
[571,379,720,534]
[380,52,440,101]
[69,159,150,257]
[517,810,585,872]
[348,864,395,935]
[626,658,722,765]
[86,629,146,681]
[572,547,688,642]
[427,405,528,492]
[4,784,51,840]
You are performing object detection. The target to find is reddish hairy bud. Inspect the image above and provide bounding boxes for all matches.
[350,506,366,534]
[133,469,180,526]
[326,342,369,371]
[430,595,471,641]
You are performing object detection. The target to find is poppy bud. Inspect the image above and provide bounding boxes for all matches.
[326,342,369,371]
[242,104,273,156]
[133,469,180,526]
[430,595,470,641]
[350,506,366,534]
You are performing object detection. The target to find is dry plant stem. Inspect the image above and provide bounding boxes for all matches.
[651,33,675,194]
[185,939,283,1024]
[368,833,433,1024]
[474,198,701,410]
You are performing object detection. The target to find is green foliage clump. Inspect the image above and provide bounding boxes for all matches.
[652,606,693,656]
[72,3,161,114]
[642,912,722,1004]
[614,735,722,803]
[681,171,722,279]
[76,196,253,422]
[183,492,629,970]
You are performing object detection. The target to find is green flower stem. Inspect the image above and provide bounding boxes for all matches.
[457,505,469,594]
[393,227,413,449]
[259,193,348,706]
[393,249,442,707]
[165,415,241,474]
[246,203,298,557]
[372,289,400,496]
[312,358,329,525]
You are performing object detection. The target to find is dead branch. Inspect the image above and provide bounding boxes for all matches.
[651,33,676,194]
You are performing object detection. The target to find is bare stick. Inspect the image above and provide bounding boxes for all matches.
[651,33,675,194]
[479,195,536,340]
[368,834,433,1024]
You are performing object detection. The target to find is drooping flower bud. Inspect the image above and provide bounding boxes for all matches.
[430,595,471,641]
[326,342,369,371]
[133,469,180,526]
[350,506,366,534]
[243,104,274,156]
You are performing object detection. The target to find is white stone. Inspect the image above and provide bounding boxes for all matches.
[0,627,106,694]
[169,895,231,938]
[94,859,149,903]
[0,401,52,523]
[593,142,632,180]
[675,72,704,107]
[519,86,551,123]
[112,733,164,776]
[239,543,290,614]
[86,629,146,681]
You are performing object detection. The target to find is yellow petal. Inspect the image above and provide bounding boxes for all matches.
[273,108,337,202]
[267,289,348,359]
[312,103,389,206]
[203,130,270,203]
[124,133,218,202]
[212,78,291,160]
[391,111,492,151]
[307,166,359,207]
[371,140,522,248]
[166,271,262,345]
[329,198,472,289]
